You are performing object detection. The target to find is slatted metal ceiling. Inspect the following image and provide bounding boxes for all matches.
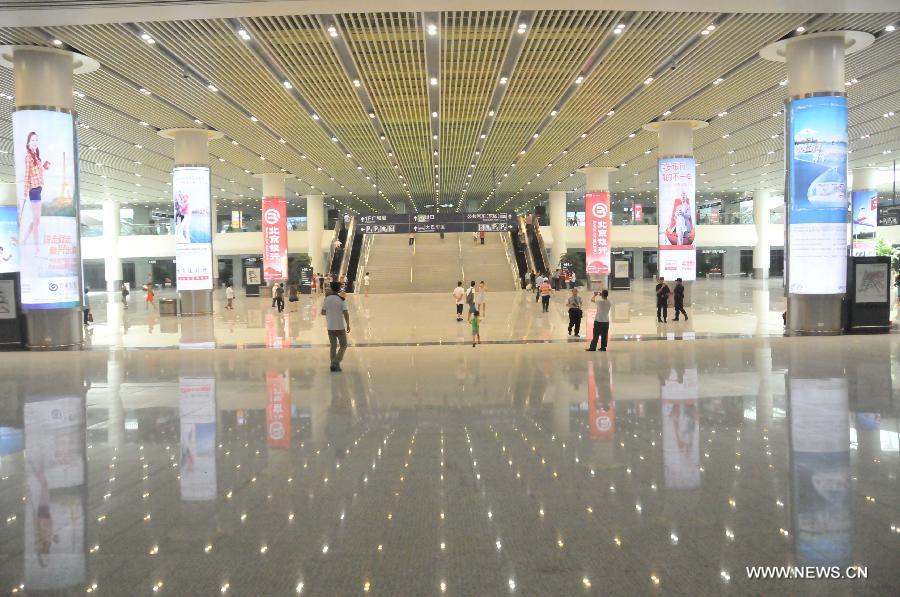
[0,9,897,216]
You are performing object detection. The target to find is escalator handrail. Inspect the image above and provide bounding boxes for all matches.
[337,217,357,284]
[517,215,538,277]
[355,232,374,290]
[531,215,550,275]
[326,219,343,274]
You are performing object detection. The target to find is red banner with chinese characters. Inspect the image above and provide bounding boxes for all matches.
[633,203,643,223]
[266,370,291,449]
[585,192,611,275]
[262,198,287,282]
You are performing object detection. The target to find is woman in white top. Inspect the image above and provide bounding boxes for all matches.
[363,271,371,297]
[476,281,487,318]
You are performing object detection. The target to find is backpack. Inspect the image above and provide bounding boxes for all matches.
[466,288,475,304]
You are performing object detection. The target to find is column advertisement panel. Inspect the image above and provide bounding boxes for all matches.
[173,167,213,290]
[632,202,643,224]
[851,189,877,256]
[24,395,86,590]
[789,378,850,565]
[661,368,700,489]
[585,192,611,275]
[13,110,80,309]
[266,370,291,449]
[0,205,18,273]
[658,157,696,280]
[787,96,849,294]
[262,198,288,281]
[179,377,217,501]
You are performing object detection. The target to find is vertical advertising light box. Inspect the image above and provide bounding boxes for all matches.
[13,110,80,309]
[173,167,213,290]
[787,96,849,294]
[851,189,877,257]
[658,157,696,280]
[585,192,611,275]
[262,198,287,281]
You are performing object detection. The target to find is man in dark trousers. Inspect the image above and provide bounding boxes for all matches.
[586,290,611,351]
[655,277,671,323]
[673,278,689,321]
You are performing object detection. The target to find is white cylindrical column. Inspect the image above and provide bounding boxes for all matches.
[1,46,99,349]
[102,198,123,292]
[306,194,325,275]
[643,120,707,283]
[548,191,567,270]
[753,189,772,278]
[159,128,223,314]
[761,31,873,335]
[260,172,287,199]
[581,167,614,193]
[852,167,878,191]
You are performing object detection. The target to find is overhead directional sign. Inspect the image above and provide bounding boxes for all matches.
[358,212,516,234]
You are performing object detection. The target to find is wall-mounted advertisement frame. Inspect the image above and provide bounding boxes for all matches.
[785,95,849,294]
[851,189,877,257]
[13,109,81,309]
[658,157,696,280]
[173,166,213,290]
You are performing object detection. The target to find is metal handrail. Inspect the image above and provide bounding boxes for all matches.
[518,215,538,277]
[499,230,521,289]
[326,218,342,275]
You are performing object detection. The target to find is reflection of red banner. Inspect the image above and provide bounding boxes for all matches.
[585,192,611,275]
[587,361,615,440]
[266,371,291,449]
[633,203,643,223]
[262,198,287,281]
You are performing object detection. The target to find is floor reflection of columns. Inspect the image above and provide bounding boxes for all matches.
[106,355,125,450]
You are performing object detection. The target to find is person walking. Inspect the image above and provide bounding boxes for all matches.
[322,281,350,372]
[83,288,92,325]
[570,271,577,289]
[121,283,130,309]
[586,290,611,351]
[655,277,671,323]
[318,273,325,294]
[535,273,545,303]
[476,281,487,319]
[673,278,689,321]
[145,284,155,309]
[522,271,530,290]
[408,231,415,247]
[552,269,560,291]
[363,271,371,297]
[479,230,485,245]
[274,282,285,313]
[566,287,583,337]
[472,231,478,245]
[540,277,552,313]
[225,282,235,310]
[471,309,481,347]
[452,282,465,321]
[465,281,477,322]
[288,282,299,311]
[529,271,537,292]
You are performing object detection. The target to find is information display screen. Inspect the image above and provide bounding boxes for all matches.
[658,157,696,280]
[787,96,849,294]
[262,198,287,281]
[173,167,213,290]
[0,206,17,273]
[851,189,877,256]
[585,192,611,275]
[13,110,80,309]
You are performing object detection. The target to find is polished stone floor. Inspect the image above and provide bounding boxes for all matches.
[0,331,898,595]
[79,278,818,350]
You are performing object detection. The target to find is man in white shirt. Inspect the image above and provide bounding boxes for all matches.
[452,282,465,321]
[586,290,611,352]
[363,271,371,297]
[225,283,235,310]
[321,281,351,371]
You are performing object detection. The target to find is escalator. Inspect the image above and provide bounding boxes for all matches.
[529,215,551,275]
[508,226,529,287]
[342,220,363,292]
[327,218,349,278]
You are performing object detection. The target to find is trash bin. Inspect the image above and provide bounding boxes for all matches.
[159,297,177,316]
